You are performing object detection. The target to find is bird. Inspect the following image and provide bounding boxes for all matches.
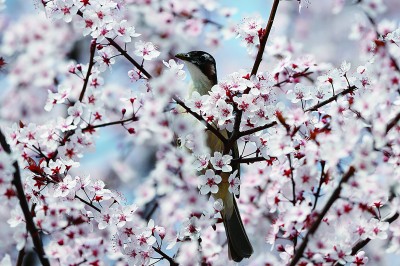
[175,51,253,262]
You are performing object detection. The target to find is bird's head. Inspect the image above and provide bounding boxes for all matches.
[176,51,218,92]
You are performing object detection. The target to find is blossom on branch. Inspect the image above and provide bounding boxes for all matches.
[199,169,222,195]
[134,41,160,61]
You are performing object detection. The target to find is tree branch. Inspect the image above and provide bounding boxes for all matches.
[173,96,227,144]
[171,10,223,29]
[289,166,356,266]
[16,247,25,266]
[0,130,50,266]
[304,86,356,112]
[238,121,278,138]
[232,156,267,164]
[75,195,102,213]
[152,247,178,266]
[83,116,138,131]
[79,40,97,102]
[312,161,326,211]
[386,112,400,134]
[106,37,152,79]
[250,0,280,76]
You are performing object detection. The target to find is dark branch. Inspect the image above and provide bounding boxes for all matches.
[152,247,179,266]
[16,247,25,266]
[238,121,278,139]
[75,195,102,213]
[386,112,400,134]
[251,0,280,76]
[107,37,152,79]
[305,86,356,112]
[144,201,159,221]
[173,96,227,144]
[0,130,50,266]
[171,10,223,29]
[79,40,97,102]
[289,166,356,266]
[83,116,138,131]
[232,156,267,164]
[287,154,296,205]
[312,161,326,211]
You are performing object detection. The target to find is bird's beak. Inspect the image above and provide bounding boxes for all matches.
[175,53,189,61]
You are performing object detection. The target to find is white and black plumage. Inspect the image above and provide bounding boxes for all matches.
[176,51,253,262]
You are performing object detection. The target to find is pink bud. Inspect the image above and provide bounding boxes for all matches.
[277,244,285,252]
[122,108,126,115]
[156,227,166,239]
[128,128,135,134]
[68,66,76,74]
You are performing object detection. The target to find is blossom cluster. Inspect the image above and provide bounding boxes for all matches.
[0,0,400,265]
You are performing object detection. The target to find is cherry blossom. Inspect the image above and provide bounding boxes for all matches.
[228,170,240,196]
[94,47,116,71]
[134,40,160,61]
[199,169,222,195]
[112,20,141,43]
[210,152,232,172]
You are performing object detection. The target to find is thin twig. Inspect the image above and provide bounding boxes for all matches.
[75,195,101,213]
[83,116,138,131]
[386,112,400,134]
[305,86,356,112]
[79,40,97,102]
[144,201,159,221]
[171,10,223,29]
[173,96,227,144]
[152,247,179,266]
[251,0,280,76]
[107,38,152,79]
[238,121,278,139]
[289,166,356,266]
[232,156,267,164]
[287,154,296,205]
[312,161,325,211]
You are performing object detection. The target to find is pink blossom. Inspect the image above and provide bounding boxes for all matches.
[199,169,222,195]
[134,41,160,61]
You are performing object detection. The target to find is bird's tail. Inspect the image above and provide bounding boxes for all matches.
[223,197,253,262]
